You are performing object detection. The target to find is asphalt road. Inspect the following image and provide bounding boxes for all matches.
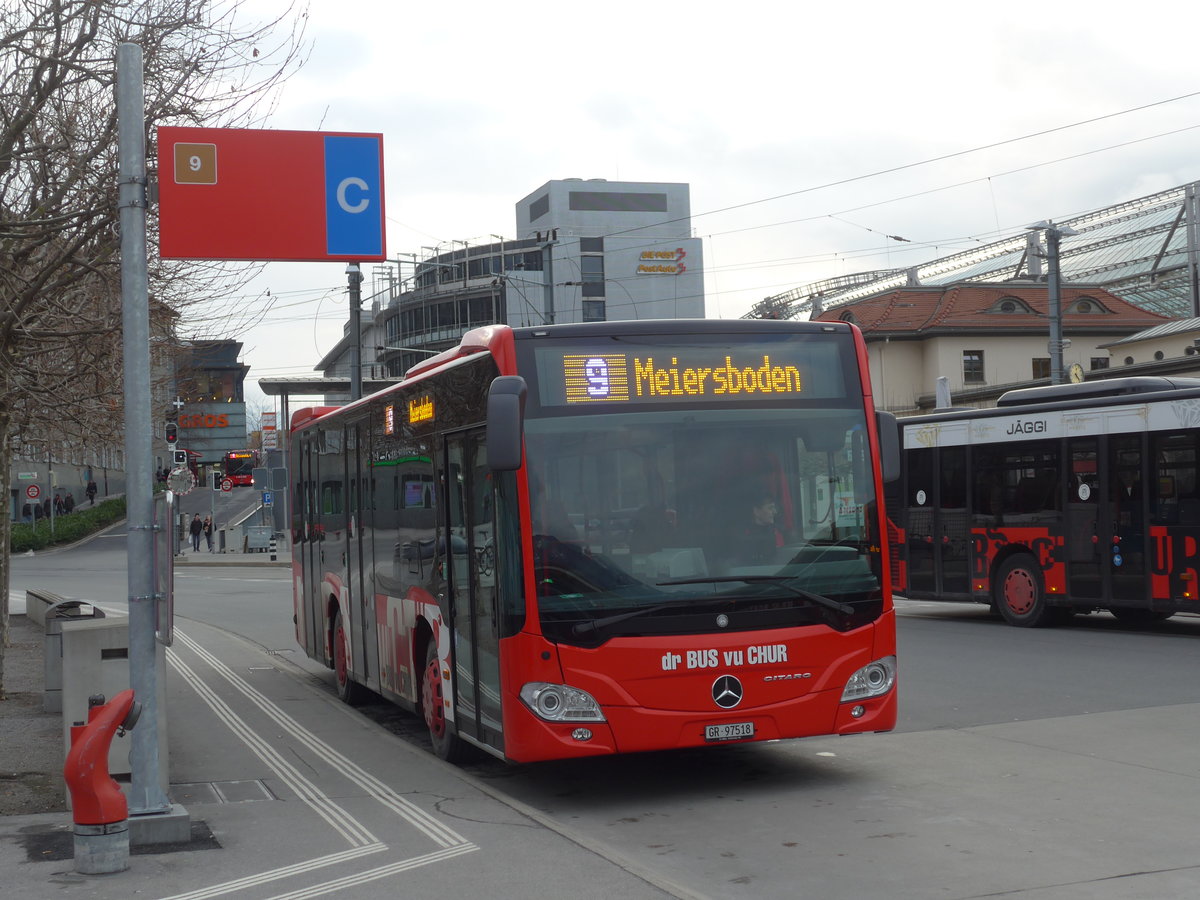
[11,541,1200,898]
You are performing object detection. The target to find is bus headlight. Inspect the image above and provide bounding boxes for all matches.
[841,656,896,702]
[520,683,606,722]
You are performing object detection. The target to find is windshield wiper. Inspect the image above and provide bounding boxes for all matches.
[570,595,721,637]
[656,576,855,615]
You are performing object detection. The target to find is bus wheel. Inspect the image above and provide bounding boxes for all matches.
[333,610,367,705]
[994,555,1052,627]
[421,641,465,763]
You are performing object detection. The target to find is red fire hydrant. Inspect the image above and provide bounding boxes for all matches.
[63,690,142,874]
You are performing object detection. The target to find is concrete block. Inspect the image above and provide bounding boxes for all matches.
[60,616,168,803]
[129,803,192,846]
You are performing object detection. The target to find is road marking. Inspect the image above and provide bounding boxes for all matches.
[175,629,469,848]
[259,845,478,900]
[156,844,387,900]
[169,650,379,847]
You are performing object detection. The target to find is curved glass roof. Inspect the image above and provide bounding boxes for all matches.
[748,183,1199,320]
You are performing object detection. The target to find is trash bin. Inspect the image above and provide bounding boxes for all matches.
[44,599,106,714]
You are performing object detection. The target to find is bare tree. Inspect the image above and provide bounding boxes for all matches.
[0,0,308,697]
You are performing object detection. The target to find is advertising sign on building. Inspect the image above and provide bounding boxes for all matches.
[260,411,277,450]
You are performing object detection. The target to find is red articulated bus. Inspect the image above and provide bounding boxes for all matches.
[886,376,1200,627]
[290,320,900,763]
[222,450,258,487]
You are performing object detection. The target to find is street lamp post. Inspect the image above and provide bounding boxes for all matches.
[1027,220,1079,385]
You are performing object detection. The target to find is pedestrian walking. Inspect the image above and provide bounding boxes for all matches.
[53,493,64,516]
[64,493,75,514]
[21,502,32,524]
[203,515,214,552]
[86,480,98,505]
[189,513,203,551]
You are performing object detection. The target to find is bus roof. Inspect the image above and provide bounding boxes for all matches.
[996,376,1200,407]
[509,318,854,340]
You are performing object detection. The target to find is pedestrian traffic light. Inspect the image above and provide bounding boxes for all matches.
[165,422,178,444]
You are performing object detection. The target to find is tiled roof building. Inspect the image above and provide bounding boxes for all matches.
[812,281,1174,412]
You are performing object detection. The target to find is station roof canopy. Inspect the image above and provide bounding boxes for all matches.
[256,375,399,397]
[747,182,1200,322]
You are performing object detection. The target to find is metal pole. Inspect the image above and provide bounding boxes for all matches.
[347,263,363,401]
[1185,182,1200,318]
[1046,226,1064,385]
[117,42,170,815]
[47,448,54,535]
[542,239,556,324]
[491,234,506,324]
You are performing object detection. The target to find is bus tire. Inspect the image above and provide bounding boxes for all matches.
[333,610,368,705]
[421,640,465,763]
[994,555,1053,627]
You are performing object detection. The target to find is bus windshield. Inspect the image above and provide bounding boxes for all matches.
[523,406,884,645]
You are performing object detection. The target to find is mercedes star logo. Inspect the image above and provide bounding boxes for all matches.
[712,674,743,709]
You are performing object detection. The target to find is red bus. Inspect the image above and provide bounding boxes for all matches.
[290,321,900,763]
[222,449,258,486]
[886,376,1200,627]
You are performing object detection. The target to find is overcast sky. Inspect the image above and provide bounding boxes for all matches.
[219,0,1200,409]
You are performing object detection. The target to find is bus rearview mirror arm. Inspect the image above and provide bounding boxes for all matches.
[487,376,528,471]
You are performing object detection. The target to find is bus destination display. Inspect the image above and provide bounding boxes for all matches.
[536,339,848,407]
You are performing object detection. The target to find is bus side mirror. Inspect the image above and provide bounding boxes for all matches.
[876,410,900,483]
[487,376,527,471]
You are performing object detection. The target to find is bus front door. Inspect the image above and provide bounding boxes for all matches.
[444,430,504,754]
[299,436,323,655]
[1066,437,1103,602]
[904,446,969,597]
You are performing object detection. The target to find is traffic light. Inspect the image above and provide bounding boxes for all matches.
[173,450,188,465]
[166,422,178,444]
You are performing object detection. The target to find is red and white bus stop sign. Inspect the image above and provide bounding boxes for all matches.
[221,478,234,493]
[25,484,40,501]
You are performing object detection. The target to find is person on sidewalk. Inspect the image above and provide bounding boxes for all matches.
[190,513,203,551]
[203,515,214,552]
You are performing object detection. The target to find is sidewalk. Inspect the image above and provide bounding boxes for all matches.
[0,599,694,899]
[173,541,291,568]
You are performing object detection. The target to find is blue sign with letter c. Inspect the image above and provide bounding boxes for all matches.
[324,136,383,257]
